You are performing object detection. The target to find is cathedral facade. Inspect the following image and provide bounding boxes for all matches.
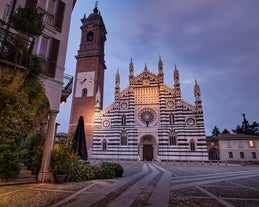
[69,6,208,161]
[92,59,208,161]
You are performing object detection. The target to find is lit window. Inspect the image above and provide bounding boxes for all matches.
[248,140,255,148]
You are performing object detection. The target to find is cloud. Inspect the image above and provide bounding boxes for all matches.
[57,0,259,135]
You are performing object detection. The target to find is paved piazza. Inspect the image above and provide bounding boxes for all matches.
[1,161,259,207]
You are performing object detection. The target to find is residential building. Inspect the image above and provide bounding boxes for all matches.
[0,0,75,182]
[217,134,259,162]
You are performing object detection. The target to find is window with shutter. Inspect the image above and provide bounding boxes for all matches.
[25,0,37,8]
[55,0,65,32]
[47,38,60,77]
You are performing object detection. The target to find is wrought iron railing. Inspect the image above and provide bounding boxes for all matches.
[61,74,73,103]
[0,20,34,67]
[37,4,55,27]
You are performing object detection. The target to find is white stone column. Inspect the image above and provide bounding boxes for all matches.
[38,110,58,183]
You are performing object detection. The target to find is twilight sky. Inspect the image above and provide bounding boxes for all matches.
[57,0,259,136]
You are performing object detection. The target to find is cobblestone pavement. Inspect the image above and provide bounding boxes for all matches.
[1,161,259,207]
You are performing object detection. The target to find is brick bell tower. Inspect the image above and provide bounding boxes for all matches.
[69,5,107,158]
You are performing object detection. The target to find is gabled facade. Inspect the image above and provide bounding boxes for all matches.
[93,59,208,161]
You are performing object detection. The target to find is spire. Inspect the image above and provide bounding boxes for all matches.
[93,0,99,14]
[194,79,201,98]
[173,64,181,98]
[95,87,101,108]
[194,79,202,109]
[174,64,179,83]
[129,57,134,75]
[115,69,120,96]
[158,55,164,83]
[144,62,148,72]
[129,58,134,86]
[115,69,120,87]
[158,55,163,74]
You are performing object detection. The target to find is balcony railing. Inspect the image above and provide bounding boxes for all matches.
[0,20,34,67]
[61,74,73,104]
[37,4,55,28]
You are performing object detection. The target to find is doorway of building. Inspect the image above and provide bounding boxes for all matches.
[140,135,156,161]
[143,144,153,161]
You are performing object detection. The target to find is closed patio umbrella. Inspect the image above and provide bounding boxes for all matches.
[72,116,88,160]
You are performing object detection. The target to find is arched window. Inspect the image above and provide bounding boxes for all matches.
[121,114,126,126]
[82,88,87,97]
[120,130,127,145]
[168,130,177,146]
[87,31,94,42]
[169,113,174,125]
[102,139,107,151]
[190,139,196,151]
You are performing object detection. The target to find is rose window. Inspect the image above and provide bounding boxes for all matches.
[139,109,156,127]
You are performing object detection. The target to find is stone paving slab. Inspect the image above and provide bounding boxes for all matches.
[1,162,259,207]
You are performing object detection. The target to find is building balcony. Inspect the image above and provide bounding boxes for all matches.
[0,20,33,92]
[61,74,73,104]
[37,4,55,28]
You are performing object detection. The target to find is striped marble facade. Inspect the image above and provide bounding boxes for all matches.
[92,58,208,161]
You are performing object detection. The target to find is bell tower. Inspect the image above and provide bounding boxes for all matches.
[69,5,107,157]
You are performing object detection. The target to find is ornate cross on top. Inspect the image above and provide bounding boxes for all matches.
[95,0,99,8]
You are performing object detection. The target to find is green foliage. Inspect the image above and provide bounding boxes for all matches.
[101,162,124,178]
[232,114,259,136]
[26,131,45,174]
[50,145,124,182]
[211,126,221,137]
[9,7,44,36]
[0,150,20,179]
[0,6,46,179]
[221,128,230,134]
[27,55,45,79]
[50,144,71,174]
[0,76,46,178]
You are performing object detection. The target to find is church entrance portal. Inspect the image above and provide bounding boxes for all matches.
[140,135,156,161]
[143,144,153,161]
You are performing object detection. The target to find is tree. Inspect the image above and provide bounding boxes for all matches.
[221,128,230,134]
[232,114,259,136]
[232,125,242,134]
[211,126,221,137]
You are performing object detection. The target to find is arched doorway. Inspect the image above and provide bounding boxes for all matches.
[140,135,156,161]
